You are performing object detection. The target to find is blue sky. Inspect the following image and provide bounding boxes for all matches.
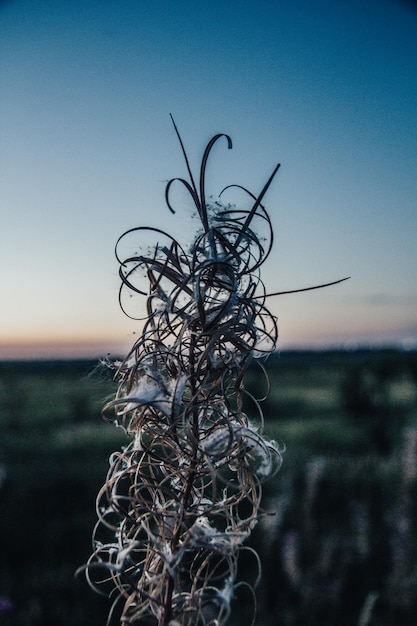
[1,0,416,358]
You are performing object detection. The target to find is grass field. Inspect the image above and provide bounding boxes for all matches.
[0,350,416,625]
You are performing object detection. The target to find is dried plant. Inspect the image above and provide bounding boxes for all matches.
[82,118,347,626]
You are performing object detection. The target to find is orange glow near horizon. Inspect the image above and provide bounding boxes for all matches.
[0,336,133,360]
[0,324,411,361]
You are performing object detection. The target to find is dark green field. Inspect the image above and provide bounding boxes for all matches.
[1,350,416,625]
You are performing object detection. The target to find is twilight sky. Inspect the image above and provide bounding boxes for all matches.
[1,0,416,359]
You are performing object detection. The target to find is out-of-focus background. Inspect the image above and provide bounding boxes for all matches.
[1,0,417,358]
[0,351,417,625]
[1,0,417,624]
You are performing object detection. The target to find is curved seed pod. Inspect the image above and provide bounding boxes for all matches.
[81,120,347,626]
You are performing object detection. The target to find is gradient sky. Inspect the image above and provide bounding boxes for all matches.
[1,0,416,359]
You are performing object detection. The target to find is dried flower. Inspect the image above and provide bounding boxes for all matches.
[82,118,347,626]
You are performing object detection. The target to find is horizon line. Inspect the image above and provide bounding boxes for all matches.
[0,340,415,362]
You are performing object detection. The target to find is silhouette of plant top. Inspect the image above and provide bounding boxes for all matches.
[82,118,348,626]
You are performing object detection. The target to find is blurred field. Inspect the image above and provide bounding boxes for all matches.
[0,350,416,625]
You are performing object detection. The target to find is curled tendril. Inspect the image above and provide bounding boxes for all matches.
[81,118,347,626]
